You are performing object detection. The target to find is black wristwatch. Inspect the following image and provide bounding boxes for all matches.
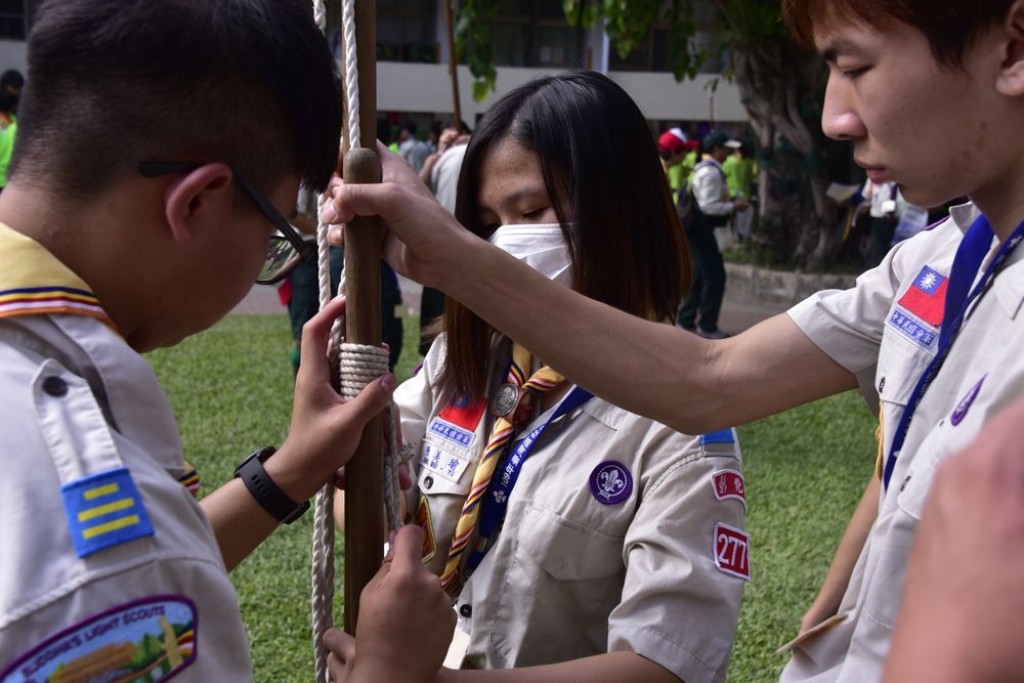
[234,447,310,524]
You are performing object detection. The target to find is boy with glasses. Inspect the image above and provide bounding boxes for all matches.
[0,1,439,681]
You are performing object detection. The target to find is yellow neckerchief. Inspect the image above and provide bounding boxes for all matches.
[0,222,116,330]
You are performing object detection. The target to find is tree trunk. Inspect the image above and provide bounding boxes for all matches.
[731,40,839,270]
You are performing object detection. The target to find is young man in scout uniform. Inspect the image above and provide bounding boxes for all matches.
[0,1,455,681]
[323,0,1024,678]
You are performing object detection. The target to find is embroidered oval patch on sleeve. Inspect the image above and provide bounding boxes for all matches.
[0,595,197,683]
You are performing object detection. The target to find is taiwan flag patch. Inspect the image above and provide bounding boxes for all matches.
[437,397,487,432]
[897,266,948,327]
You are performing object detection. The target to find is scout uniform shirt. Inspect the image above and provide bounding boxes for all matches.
[396,335,748,683]
[781,203,1021,682]
[0,224,252,681]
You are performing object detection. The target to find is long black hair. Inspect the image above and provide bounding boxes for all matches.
[437,70,690,402]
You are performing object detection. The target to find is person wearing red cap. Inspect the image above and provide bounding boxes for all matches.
[657,127,691,204]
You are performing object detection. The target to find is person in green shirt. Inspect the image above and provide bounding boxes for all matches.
[721,141,756,239]
[0,90,17,191]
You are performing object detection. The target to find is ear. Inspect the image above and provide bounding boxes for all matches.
[997,0,1024,97]
[162,163,234,244]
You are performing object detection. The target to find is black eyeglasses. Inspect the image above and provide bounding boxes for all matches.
[137,160,316,284]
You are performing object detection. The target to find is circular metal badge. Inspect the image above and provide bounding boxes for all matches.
[491,383,521,419]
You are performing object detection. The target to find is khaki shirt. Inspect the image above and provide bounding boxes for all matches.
[396,336,747,683]
[0,225,252,681]
[782,203,1015,682]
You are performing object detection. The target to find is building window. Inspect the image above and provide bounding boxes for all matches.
[472,0,584,69]
[608,0,724,74]
[0,0,39,41]
[377,0,437,63]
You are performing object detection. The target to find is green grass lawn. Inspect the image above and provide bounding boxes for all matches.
[147,313,875,682]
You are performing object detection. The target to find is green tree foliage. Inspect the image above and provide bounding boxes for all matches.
[455,0,853,269]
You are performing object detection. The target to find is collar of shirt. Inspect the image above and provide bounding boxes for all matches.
[944,202,1024,320]
[0,222,117,331]
[949,201,981,234]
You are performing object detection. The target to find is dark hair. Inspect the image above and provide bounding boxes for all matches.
[0,69,24,91]
[402,120,418,135]
[446,118,471,134]
[437,70,690,402]
[378,115,394,146]
[12,0,341,200]
[0,91,17,115]
[783,0,1015,67]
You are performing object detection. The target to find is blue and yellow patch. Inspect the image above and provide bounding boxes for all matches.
[61,468,154,558]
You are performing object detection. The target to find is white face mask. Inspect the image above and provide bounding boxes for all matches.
[488,223,572,287]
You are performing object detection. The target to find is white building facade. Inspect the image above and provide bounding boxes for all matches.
[0,0,746,128]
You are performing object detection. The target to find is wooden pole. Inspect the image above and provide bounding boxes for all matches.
[342,0,383,633]
[443,0,463,131]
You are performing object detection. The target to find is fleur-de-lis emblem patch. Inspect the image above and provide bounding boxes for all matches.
[589,461,633,505]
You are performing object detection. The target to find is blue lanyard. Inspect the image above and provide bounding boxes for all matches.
[465,385,594,571]
[882,214,1024,489]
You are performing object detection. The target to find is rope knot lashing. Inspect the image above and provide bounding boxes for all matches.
[338,342,390,398]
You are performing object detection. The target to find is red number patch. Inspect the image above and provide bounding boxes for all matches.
[714,522,750,581]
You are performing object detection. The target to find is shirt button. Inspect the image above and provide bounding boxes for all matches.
[42,376,68,397]
[423,476,434,490]
[459,604,472,618]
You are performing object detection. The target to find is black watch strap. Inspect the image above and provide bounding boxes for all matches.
[234,447,310,524]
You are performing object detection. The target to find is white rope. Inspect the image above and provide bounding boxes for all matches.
[310,1,338,679]
[312,0,326,32]
[340,344,402,532]
[310,2,402,681]
[341,0,361,149]
[310,471,335,683]
[311,198,336,683]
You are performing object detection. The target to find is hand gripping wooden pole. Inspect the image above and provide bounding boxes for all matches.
[342,0,383,633]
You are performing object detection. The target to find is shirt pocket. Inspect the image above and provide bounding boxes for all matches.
[894,434,942,521]
[518,505,624,581]
[489,504,625,664]
[875,328,934,409]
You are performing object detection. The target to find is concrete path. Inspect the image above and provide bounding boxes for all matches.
[232,277,790,335]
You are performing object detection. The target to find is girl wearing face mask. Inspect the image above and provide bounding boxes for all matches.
[392,71,745,683]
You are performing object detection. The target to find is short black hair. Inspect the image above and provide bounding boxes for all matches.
[0,70,24,91]
[402,120,418,135]
[784,0,1014,68]
[13,0,341,200]
[0,91,17,115]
